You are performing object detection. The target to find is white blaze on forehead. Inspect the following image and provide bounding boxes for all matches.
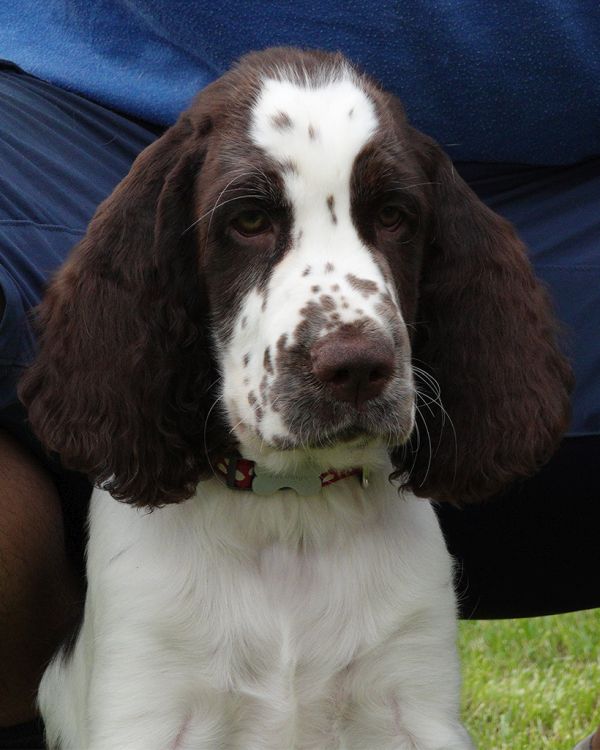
[250,74,378,215]
[248,73,387,342]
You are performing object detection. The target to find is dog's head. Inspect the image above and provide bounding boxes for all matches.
[20,48,573,506]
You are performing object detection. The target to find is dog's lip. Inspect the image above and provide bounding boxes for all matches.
[269,423,407,452]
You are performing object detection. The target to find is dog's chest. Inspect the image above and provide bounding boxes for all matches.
[166,532,404,696]
[92,485,438,689]
[81,487,453,747]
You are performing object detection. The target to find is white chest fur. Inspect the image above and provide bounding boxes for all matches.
[38,469,473,750]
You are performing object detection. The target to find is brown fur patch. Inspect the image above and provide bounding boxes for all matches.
[347,273,378,296]
[319,294,336,312]
[259,373,269,404]
[281,159,299,175]
[295,301,328,348]
[326,195,338,225]
[271,111,293,130]
[263,347,273,374]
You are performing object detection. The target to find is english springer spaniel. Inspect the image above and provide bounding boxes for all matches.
[20,48,572,750]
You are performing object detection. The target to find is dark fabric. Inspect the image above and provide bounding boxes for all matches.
[0,718,45,749]
[1,2,600,164]
[437,435,600,619]
[0,64,162,410]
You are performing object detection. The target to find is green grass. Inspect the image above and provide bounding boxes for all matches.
[458,609,600,749]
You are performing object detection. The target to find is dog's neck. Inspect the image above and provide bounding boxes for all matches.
[193,461,401,552]
[215,455,368,496]
[233,435,392,478]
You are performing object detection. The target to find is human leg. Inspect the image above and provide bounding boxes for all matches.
[0,429,83,727]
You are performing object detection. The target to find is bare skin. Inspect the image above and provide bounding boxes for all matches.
[0,429,83,726]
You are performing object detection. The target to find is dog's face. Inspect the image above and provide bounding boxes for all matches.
[198,68,422,468]
[20,48,573,506]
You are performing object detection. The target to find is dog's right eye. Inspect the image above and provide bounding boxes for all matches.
[231,210,272,237]
[376,204,404,231]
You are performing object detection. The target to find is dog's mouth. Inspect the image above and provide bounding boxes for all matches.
[269,425,373,452]
[270,398,414,451]
[229,385,415,477]
[225,354,415,464]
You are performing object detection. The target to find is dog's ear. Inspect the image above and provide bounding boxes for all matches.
[392,129,573,504]
[19,105,226,507]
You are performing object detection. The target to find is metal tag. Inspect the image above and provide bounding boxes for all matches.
[252,465,322,497]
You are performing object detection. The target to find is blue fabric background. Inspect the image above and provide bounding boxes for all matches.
[0,68,160,408]
[1,0,600,164]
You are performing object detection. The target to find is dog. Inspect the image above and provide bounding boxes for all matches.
[20,47,572,750]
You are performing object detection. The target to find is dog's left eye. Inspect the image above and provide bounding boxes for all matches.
[377,204,403,230]
[231,210,272,237]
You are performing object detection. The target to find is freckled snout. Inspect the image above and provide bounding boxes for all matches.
[311,331,395,408]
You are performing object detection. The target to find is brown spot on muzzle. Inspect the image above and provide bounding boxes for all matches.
[263,346,273,374]
[319,294,336,312]
[347,274,378,297]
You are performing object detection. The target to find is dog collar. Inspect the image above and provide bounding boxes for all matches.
[215,456,369,496]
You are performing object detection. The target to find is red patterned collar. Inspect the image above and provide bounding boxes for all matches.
[215,456,367,496]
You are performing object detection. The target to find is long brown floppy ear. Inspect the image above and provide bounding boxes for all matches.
[19,108,226,507]
[392,130,573,504]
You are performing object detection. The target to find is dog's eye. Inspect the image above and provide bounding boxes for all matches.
[231,210,272,237]
[377,204,403,230]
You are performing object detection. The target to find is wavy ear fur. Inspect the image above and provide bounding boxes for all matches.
[19,112,225,507]
[393,130,573,504]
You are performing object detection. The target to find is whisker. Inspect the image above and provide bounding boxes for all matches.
[411,365,459,486]
[183,192,265,236]
[203,393,227,485]
[182,166,274,236]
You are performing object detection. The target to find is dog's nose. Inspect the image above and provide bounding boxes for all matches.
[311,331,395,407]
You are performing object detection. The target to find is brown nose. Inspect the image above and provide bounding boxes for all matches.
[311,332,395,407]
